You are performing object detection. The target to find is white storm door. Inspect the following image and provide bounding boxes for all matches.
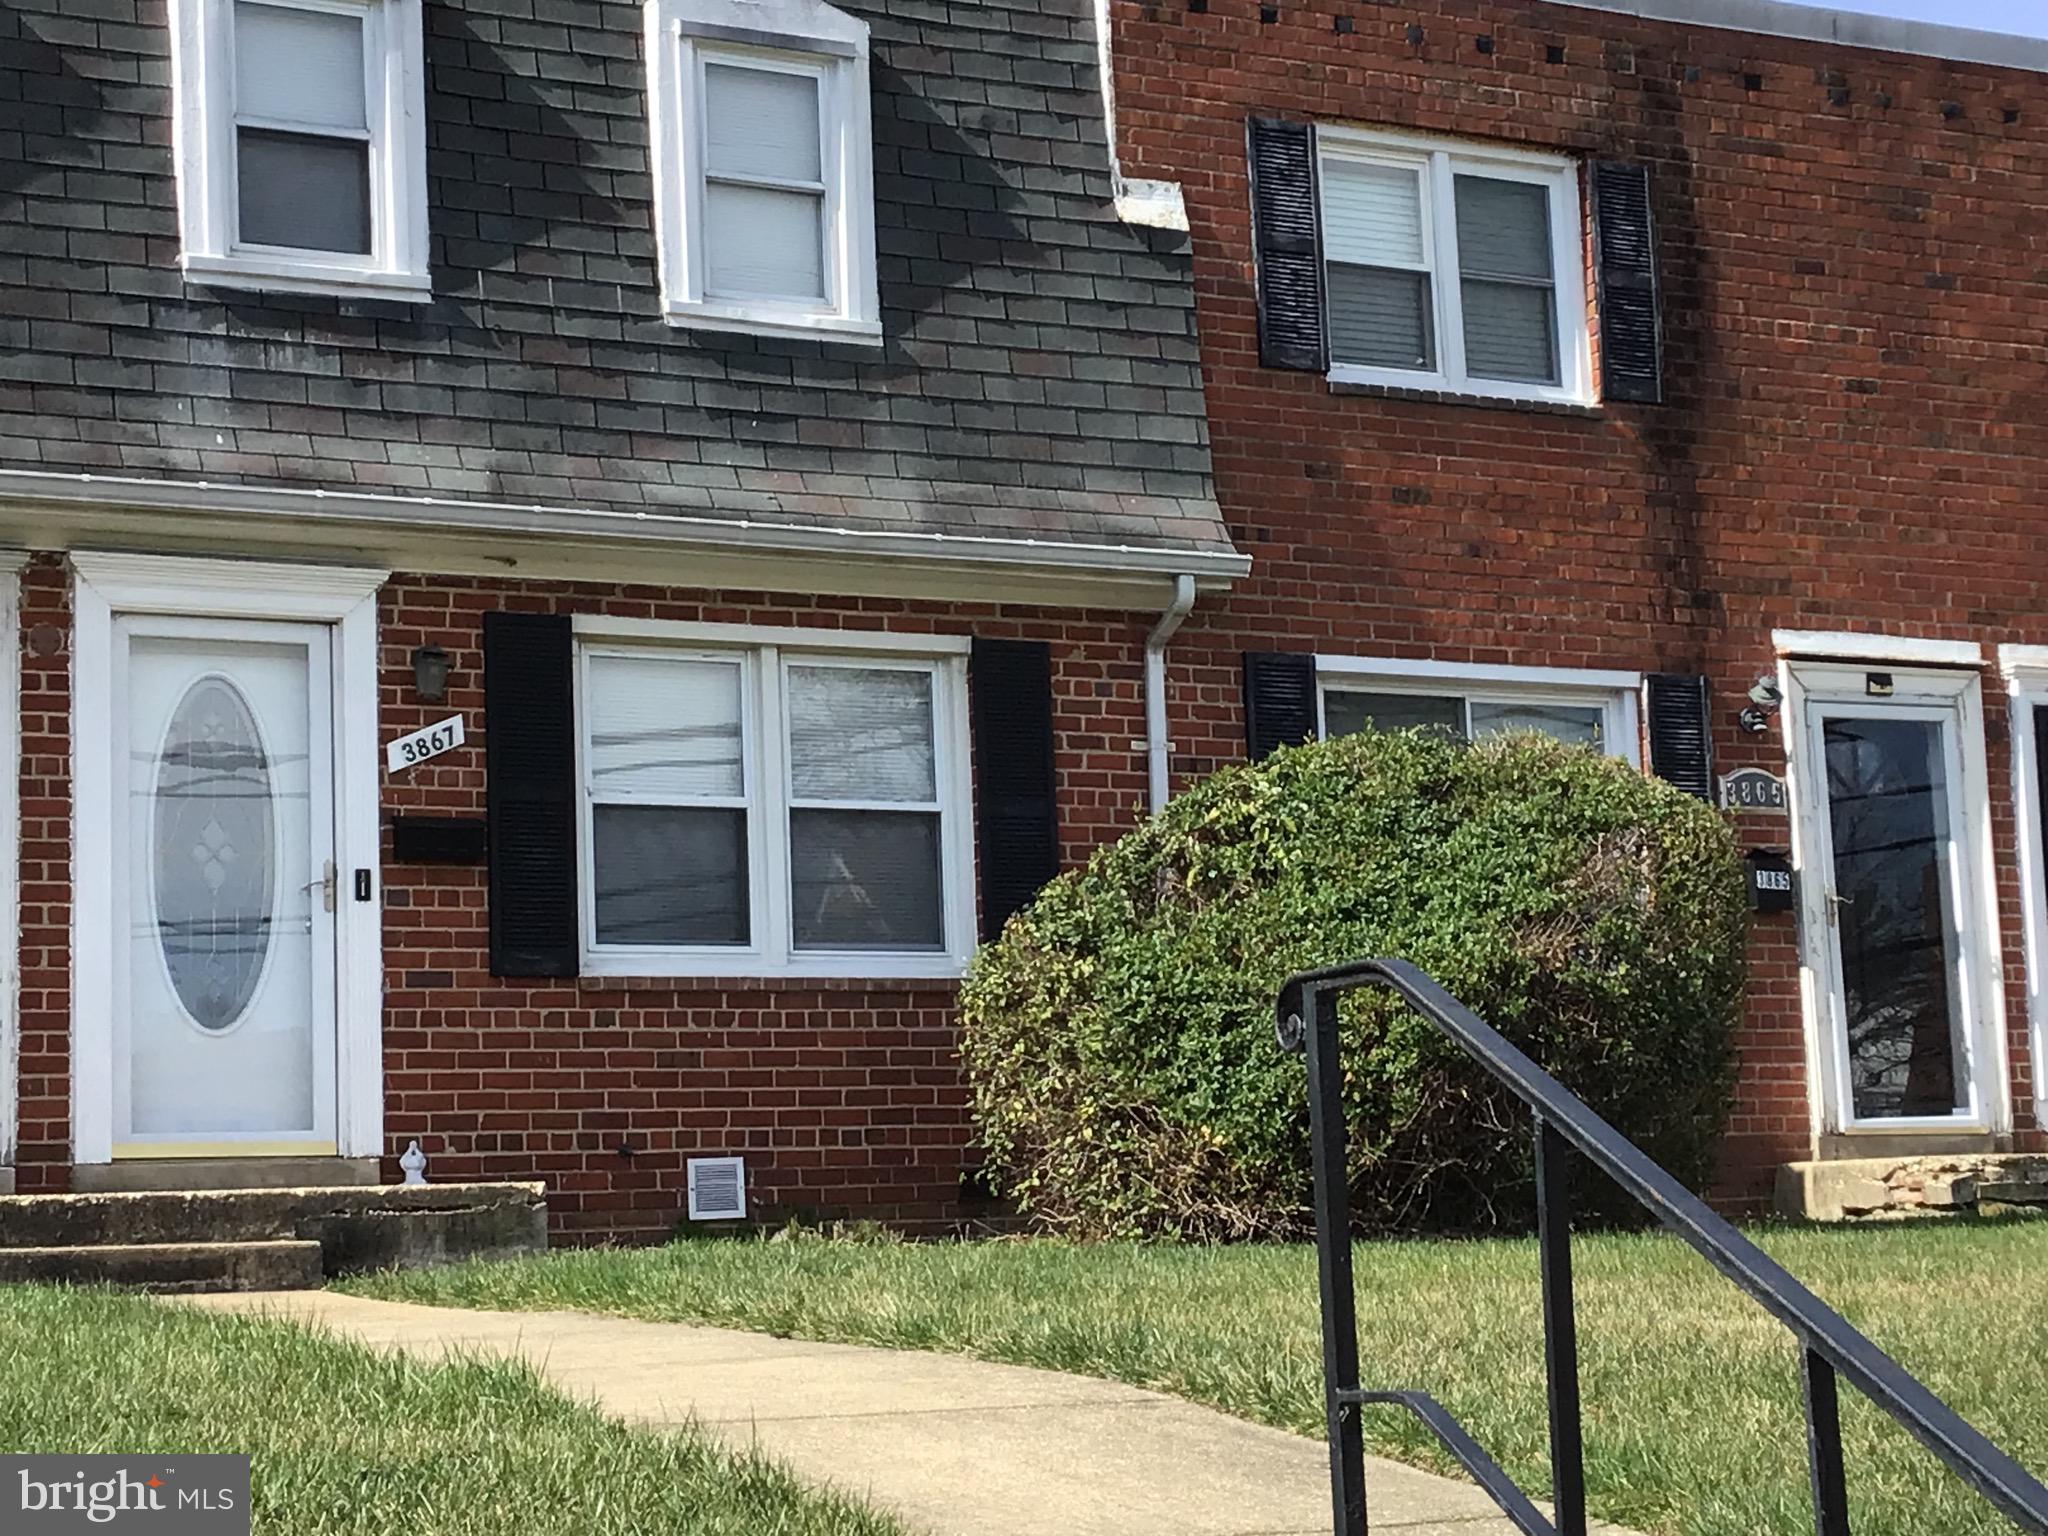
[112,619,338,1154]
[1794,672,1999,1132]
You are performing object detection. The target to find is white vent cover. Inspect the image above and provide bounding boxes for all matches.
[686,1156,747,1221]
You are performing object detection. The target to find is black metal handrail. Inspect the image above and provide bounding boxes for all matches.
[1275,956,2048,1536]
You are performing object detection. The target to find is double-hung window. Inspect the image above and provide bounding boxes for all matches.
[644,0,880,342]
[578,627,972,977]
[169,0,430,299]
[1318,659,1640,763]
[1319,129,1589,404]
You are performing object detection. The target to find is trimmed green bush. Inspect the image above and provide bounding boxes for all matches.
[959,729,1748,1239]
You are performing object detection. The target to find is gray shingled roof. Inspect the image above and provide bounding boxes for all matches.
[0,0,1236,565]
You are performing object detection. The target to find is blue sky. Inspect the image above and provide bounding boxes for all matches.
[1791,0,2048,37]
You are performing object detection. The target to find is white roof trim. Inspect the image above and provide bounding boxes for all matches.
[1542,0,2048,75]
[1773,629,1984,667]
[0,469,1248,587]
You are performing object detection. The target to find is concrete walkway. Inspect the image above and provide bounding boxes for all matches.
[182,1291,1628,1536]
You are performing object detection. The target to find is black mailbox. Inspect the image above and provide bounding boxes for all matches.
[1746,849,1795,914]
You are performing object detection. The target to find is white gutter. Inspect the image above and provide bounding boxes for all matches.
[1543,0,2048,74]
[1145,573,1197,815]
[0,469,1250,587]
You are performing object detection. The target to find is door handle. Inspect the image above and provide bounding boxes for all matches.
[1824,890,1854,926]
[301,860,337,913]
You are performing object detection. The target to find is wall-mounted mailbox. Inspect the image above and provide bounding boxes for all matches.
[1746,849,1795,914]
[390,816,489,865]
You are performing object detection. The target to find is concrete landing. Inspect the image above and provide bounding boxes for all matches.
[185,1291,1635,1536]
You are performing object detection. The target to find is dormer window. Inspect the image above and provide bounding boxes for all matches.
[644,0,880,343]
[169,0,431,301]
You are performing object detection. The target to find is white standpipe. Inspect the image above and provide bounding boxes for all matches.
[1144,574,1198,816]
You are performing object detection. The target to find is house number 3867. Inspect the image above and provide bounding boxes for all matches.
[386,715,467,774]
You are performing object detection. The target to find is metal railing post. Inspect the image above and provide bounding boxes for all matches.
[1534,1115,1587,1536]
[1277,957,2048,1536]
[1301,982,1368,1536]
[1803,1347,1852,1536]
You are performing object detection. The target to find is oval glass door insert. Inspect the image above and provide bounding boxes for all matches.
[153,676,275,1031]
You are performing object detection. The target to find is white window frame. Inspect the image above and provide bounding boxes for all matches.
[1316,656,1641,765]
[573,619,971,978]
[1317,125,1591,406]
[644,0,880,344]
[2002,644,2048,1131]
[168,0,431,301]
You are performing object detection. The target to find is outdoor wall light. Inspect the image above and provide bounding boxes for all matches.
[1740,674,1783,736]
[411,644,452,703]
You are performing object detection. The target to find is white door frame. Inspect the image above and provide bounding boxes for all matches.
[71,553,387,1165]
[0,553,25,1178]
[1780,651,2010,1140]
[2000,645,2048,1117]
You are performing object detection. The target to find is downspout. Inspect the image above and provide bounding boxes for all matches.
[1145,574,1198,815]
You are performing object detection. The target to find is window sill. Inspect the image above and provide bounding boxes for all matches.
[579,951,967,983]
[1327,374,1601,418]
[181,252,433,304]
[574,967,966,995]
[661,301,883,346]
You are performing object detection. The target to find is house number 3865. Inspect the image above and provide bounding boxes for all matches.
[386,715,467,774]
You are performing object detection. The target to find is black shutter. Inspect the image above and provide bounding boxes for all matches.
[1248,117,1328,372]
[1591,161,1663,404]
[1646,673,1713,801]
[484,611,579,977]
[971,638,1059,943]
[1244,651,1318,759]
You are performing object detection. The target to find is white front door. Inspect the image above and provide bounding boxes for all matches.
[112,619,338,1155]
[1788,662,2004,1135]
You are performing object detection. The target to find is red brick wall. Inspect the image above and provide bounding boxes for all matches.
[1110,0,2048,1201]
[15,558,71,1193]
[9,558,1157,1240]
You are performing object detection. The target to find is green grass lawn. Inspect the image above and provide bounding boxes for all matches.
[349,1220,2048,1536]
[0,1284,900,1536]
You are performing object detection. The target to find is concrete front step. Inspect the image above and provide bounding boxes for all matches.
[0,1183,548,1278]
[1777,1153,2048,1221]
[0,1240,325,1293]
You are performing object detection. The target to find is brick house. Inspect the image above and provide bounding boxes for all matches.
[0,0,1245,1238]
[1106,0,2048,1210]
[8,0,2047,1244]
